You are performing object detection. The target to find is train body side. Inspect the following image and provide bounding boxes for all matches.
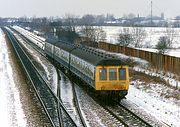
[13,26,128,93]
[53,43,74,69]
[44,41,129,97]
[44,42,96,87]
[45,42,54,58]
[69,53,96,87]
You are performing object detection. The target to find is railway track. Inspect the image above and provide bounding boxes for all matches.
[9,27,155,127]
[11,27,90,127]
[9,27,45,56]
[10,27,89,127]
[70,45,154,126]
[62,71,154,127]
[66,71,153,126]
[58,70,88,127]
[56,68,64,127]
[106,102,153,127]
[71,80,88,127]
[80,87,153,127]
[3,27,77,127]
[59,70,127,126]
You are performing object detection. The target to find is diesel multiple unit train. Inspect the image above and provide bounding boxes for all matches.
[45,41,129,98]
[14,26,129,99]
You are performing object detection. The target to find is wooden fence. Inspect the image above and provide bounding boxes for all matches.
[98,42,180,75]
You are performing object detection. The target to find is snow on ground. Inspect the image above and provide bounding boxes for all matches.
[10,26,179,126]
[59,72,82,126]
[102,26,180,47]
[125,84,180,127]
[97,46,180,126]
[119,51,180,126]
[138,48,180,57]
[109,50,180,126]
[102,26,180,57]
[10,30,58,95]
[75,85,123,127]
[100,26,180,127]
[167,49,180,57]
[39,26,180,126]
[133,67,180,89]
[0,29,27,126]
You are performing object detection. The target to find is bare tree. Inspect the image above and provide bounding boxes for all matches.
[132,27,146,48]
[166,27,176,48]
[80,25,95,41]
[80,26,106,42]
[56,14,79,42]
[156,36,169,54]
[64,14,78,32]
[94,26,106,42]
[117,27,133,47]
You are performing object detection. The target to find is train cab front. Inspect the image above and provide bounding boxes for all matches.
[95,65,129,98]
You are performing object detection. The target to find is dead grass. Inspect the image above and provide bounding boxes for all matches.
[130,69,168,85]
[129,68,180,101]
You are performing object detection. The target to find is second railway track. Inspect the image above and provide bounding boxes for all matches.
[3,27,78,127]
[105,102,153,127]
[11,26,88,127]
[62,71,154,127]
[7,26,161,127]
[58,70,88,127]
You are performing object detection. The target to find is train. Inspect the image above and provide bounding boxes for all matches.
[13,26,45,49]
[45,41,129,99]
[13,26,129,99]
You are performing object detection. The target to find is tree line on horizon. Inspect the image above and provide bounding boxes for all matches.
[1,13,177,54]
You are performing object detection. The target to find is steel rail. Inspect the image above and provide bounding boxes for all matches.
[3,27,57,127]
[71,82,88,127]
[3,27,78,127]
[115,101,153,127]
[9,27,79,127]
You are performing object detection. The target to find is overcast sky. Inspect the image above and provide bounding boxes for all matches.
[0,0,179,18]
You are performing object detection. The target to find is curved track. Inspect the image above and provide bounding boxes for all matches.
[58,71,88,127]
[71,78,88,127]
[9,27,154,127]
[11,27,88,127]
[3,27,77,127]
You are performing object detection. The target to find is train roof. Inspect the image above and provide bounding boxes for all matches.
[54,41,76,52]
[71,48,124,66]
[96,59,125,66]
[48,41,125,66]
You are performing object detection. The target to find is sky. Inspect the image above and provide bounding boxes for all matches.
[0,0,179,18]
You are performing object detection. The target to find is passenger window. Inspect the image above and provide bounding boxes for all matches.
[99,68,107,80]
[119,68,126,80]
[109,68,117,80]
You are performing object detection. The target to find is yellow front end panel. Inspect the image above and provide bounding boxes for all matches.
[95,66,129,91]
